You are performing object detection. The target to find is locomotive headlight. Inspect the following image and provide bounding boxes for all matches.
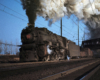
[26,34,32,39]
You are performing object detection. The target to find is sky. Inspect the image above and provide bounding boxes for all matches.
[0,0,88,46]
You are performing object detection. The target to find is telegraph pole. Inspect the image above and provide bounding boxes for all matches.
[78,19,79,46]
[84,32,85,41]
[61,18,62,37]
[84,28,85,41]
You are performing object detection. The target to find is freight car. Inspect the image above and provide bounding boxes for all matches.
[82,38,100,58]
[19,25,80,61]
[80,48,93,58]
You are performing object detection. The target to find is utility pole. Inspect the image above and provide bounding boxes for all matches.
[78,19,79,46]
[82,28,85,42]
[61,18,62,37]
[84,32,85,41]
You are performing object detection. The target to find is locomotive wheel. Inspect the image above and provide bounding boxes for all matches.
[35,53,39,61]
[43,55,50,61]
[55,54,60,60]
[50,51,60,61]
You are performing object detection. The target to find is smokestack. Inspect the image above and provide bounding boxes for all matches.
[26,9,36,26]
[21,0,41,28]
[26,9,36,28]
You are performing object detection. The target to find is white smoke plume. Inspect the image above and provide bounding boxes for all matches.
[21,0,100,39]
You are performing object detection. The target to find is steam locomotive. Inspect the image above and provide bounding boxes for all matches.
[19,25,93,61]
[19,25,81,61]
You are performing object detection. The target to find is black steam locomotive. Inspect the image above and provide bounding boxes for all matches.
[19,25,80,61]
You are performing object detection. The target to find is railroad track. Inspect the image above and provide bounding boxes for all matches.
[0,58,94,71]
[0,58,94,67]
[0,58,99,80]
[40,59,100,80]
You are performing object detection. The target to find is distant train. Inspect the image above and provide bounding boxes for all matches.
[19,25,93,61]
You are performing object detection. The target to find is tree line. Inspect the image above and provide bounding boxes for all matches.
[0,40,19,55]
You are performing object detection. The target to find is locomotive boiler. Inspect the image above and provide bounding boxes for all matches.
[19,25,80,61]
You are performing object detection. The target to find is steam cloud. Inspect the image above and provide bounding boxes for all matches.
[21,0,100,39]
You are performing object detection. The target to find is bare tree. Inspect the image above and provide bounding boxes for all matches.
[4,41,8,54]
[10,41,13,55]
[0,40,2,54]
[15,39,19,55]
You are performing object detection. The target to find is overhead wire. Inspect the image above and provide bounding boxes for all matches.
[0,9,27,22]
[70,18,84,32]
[53,22,76,36]
[53,0,84,32]
[14,0,21,4]
[0,5,60,37]
[0,42,20,47]
[0,4,47,29]
[0,1,83,41]
[13,0,80,38]
[0,3,26,17]
[51,0,84,40]
[0,2,66,36]
[57,20,84,38]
